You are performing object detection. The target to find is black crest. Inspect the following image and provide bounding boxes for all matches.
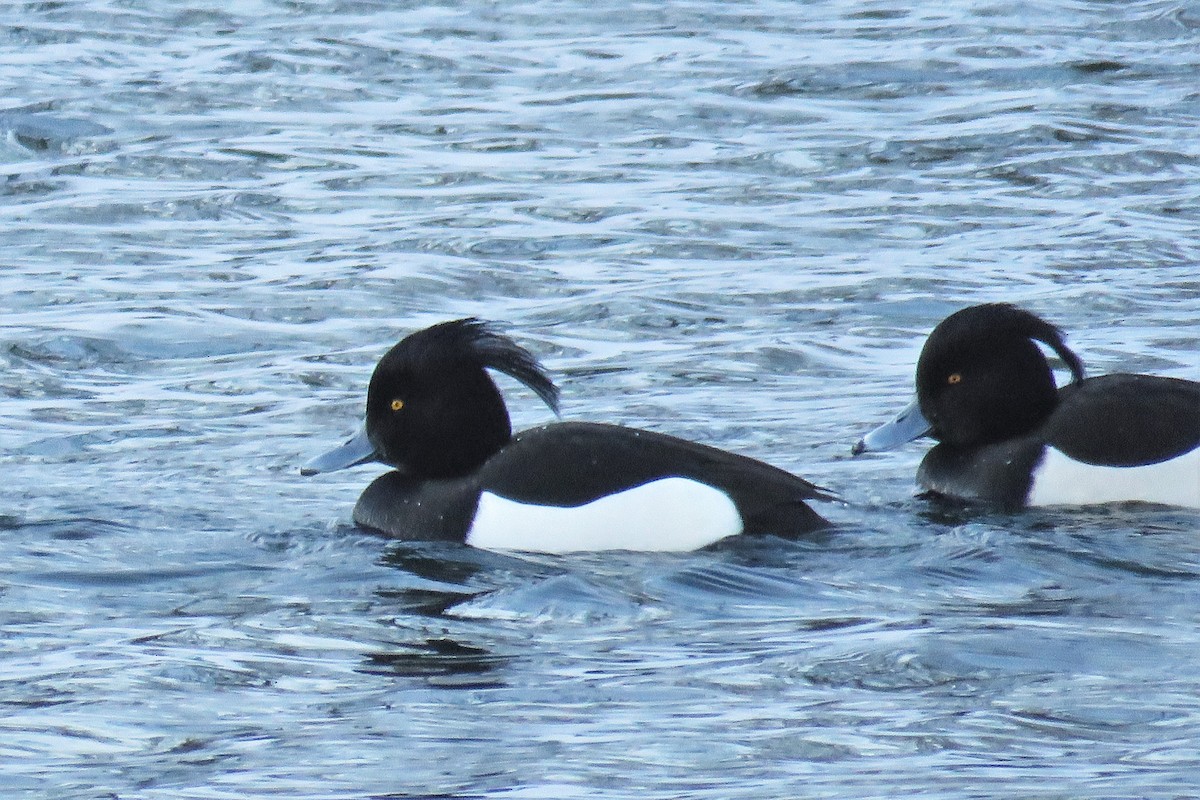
[942,303,1085,384]
[400,318,561,414]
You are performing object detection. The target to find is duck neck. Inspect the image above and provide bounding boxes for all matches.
[983,340,1061,442]
[410,374,513,480]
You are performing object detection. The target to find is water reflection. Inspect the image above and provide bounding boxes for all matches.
[360,638,510,688]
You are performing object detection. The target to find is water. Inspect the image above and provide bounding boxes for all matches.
[2,0,1198,797]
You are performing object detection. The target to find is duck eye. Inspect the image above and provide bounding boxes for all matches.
[390,399,405,412]
[947,373,962,386]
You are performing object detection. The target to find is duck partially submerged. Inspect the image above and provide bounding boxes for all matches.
[305,319,832,551]
[854,303,1200,509]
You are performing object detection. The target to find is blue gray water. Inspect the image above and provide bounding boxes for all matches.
[2,1,1199,797]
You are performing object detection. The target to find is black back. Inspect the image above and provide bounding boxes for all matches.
[1046,374,1200,467]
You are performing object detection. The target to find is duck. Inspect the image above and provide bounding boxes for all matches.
[302,319,832,551]
[852,303,1200,508]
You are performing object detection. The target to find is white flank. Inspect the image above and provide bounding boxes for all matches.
[465,477,743,553]
[1027,446,1200,509]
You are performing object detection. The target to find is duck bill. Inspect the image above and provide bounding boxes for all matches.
[852,396,931,455]
[301,425,378,475]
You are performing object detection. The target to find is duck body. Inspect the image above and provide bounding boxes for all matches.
[855,304,1200,509]
[305,319,831,552]
[354,421,830,552]
[918,375,1200,507]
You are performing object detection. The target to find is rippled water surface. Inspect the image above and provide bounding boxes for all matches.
[3,0,1199,797]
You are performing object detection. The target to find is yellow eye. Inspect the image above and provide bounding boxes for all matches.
[947,373,962,385]
[390,399,404,411]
